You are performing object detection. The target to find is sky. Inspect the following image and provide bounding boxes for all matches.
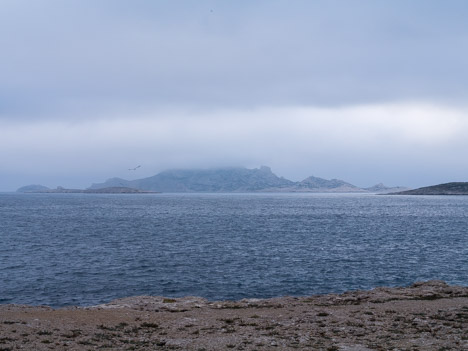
[1,0,468,191]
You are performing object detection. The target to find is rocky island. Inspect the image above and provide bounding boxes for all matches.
[17,167,409,194]
[1,281,467,350]
[17,166,406,194]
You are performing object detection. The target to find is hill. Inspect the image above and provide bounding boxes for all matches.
[391,182,468,195]
[17,184,50,192]
[90,166,295,192]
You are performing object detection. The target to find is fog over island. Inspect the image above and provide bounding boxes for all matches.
[1,0,468,191]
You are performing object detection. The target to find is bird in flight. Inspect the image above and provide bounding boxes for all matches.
[128,165,141,171]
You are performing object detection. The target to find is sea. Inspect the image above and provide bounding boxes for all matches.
[1,192,467,307]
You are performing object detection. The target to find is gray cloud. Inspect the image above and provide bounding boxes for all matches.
[1,0,468,120]
[1,1,468,191]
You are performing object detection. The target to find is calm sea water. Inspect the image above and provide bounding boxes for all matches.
[0,193,467,307]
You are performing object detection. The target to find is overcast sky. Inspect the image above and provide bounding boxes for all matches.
[1,0,468,191]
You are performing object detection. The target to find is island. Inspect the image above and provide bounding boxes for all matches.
[17,167,410,194]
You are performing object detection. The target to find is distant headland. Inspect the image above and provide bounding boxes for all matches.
[390,182,468,195]
[16,186,158,194]
[17,166,408,194]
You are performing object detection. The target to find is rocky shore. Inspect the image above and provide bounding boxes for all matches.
[1,281,467,350]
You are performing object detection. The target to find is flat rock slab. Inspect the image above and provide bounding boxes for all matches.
[1,281,467,350]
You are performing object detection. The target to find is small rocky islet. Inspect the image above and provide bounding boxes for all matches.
[1,281,467,350]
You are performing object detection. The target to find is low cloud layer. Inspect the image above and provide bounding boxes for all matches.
[2,103,468,190]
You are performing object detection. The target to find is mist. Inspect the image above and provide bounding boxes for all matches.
[2,103,468,191]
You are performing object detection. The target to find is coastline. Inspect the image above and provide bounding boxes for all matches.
[1,281,467,350]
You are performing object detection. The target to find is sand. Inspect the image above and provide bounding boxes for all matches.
[1,281,467,350]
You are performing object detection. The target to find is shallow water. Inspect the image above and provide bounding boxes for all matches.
[1,193,467,307]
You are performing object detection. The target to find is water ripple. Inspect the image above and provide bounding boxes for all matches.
[0,193,467,307]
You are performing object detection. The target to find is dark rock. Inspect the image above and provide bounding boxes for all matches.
[391,182,468,195]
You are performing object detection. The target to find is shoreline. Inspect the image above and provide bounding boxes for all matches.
[1,281,467,350]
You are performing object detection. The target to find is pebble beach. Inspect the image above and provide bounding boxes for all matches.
[1,281,467,350]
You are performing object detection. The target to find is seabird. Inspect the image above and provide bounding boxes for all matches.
[128,165,141,171]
